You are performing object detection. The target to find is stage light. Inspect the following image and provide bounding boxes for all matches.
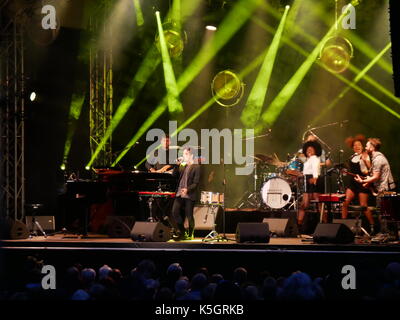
[241,5,289,127]
[211,70,245,107]
[60,164,66,171]
[87,1,203,168]
[285,5,290,9]
[113,0,262,166]
[319,36,353,74]
[155,20,186,59]
[252,15,400,123]
[206,25,217,31]
[255,4,353,134]
[29,92,36,102]
[312,42,399,124]
[255,3,400,105]
[85,166,91,171]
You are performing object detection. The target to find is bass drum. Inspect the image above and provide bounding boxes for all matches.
[261,177,292,209]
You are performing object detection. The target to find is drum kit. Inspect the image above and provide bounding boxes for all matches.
[237,152,306,210]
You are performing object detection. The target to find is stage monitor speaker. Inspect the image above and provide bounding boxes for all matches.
[106,216,135,238]
[332,219,357,233]
[262,218,298,237]
[313,223,354,244]
[131,221,171,242]
[235,222,270,243]
[184,206,223,230]
[0,218,29,240]
[25,216,55,232]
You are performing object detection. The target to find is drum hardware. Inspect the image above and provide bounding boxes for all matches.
[348,206,370,238]
[202,204,225,242]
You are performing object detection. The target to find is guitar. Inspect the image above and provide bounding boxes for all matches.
[341,169,378,196]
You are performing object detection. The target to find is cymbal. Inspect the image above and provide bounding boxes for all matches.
[253,153,274,163]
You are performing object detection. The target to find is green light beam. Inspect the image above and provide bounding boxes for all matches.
[87,0,203,168]
[240,6,289,128]
[87,45,161,167]
[62,92,85,166]
[134,46,277,168]
[176,0,262,93]
[133,0,144,27]
[156,11,183,115]
[112,0,262,166]
[255,4,352,134]
[312,42,395,124]
[252,17,400,125]
[253,11,400,106]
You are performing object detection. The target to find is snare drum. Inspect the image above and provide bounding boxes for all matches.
[261,177,292,209]
[379,194,400,221]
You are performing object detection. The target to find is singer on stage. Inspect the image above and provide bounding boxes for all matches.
[171,147,201,241]
[341,135,375,234]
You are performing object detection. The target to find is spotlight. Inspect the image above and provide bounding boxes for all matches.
[285,5,290,9]
[29,92,37,101]
[211,70,245,107]
[319,36,353,74]
[155,21,187,58]
[206,25,217,31]
[60,164,66,171]
[85,166,90,171]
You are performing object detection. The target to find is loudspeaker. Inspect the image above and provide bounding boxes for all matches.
[184,206,223,230]
[333,219,357,233]
[313,223,354,244]
[262,218,298,237]
[0,218,29,240]
[25,216,55,232]
[106,216,135,238]
[131,222,171,242]
[235,222,270,243]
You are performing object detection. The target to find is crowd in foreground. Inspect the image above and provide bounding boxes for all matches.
[1,256,400,300]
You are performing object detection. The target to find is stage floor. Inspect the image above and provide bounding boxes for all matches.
[2,233,400,281]
[2,233,400,252]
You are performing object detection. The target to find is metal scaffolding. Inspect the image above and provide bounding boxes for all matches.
[0,0,26,220]
[89,1,113,168]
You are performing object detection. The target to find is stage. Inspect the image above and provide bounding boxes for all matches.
[2,233,400,281]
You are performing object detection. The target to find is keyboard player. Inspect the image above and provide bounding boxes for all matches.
[145,135,179,223]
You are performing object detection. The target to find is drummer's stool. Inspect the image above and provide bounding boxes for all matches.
[348,205,370,237]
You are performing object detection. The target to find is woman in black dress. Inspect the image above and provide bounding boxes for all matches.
[341,135,374,230]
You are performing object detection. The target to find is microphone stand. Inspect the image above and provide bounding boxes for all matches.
[241,129,272,141]
[220,158,229,241]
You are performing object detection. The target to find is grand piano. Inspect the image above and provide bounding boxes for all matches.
[64,169,178,234]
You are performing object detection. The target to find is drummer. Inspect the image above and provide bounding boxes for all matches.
[297,141,323,231]
[295,132,332,192]
[297,131,332,167]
